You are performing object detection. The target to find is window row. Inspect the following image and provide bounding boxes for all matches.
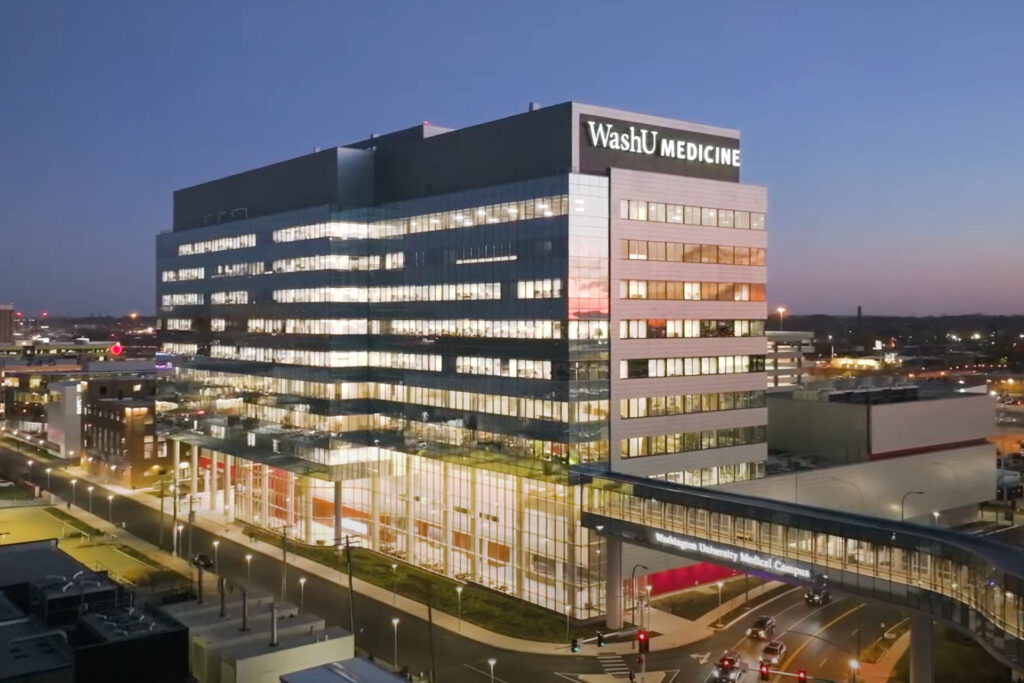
[213,262,265,278]
[271,253,403,273]
[620,355,767,378]
[621,240,765,266]
[162,267,205,282]
[247,319,370,335]
[273,221,368,242]
[373,195,569,238]
[208,345,441,370]
[517,279,563,299]
[211,291,249,305]
[455,357,553,379]
[177,233,256,256]
[619,390,766,419]
[374,383,607,423]
[272,282,501,303]
[621,425,767,458]
[620,280,766,301]
[619,319,765,339]
[161,343,198,355]
[651,460,765,487]
[619,199,765,231]
[376,318,564,340]
[161,293,203,306]
[164,318,193,331]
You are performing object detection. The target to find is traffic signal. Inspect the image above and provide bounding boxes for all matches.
[759,663,770,681]
[637,629,649,654]
[571,638,580,653]
[797,670,808,682]
[596,632,605,647]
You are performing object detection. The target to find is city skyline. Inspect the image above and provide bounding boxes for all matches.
[1,1,1022,316]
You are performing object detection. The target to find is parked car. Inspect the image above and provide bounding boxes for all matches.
[746,615,776,640]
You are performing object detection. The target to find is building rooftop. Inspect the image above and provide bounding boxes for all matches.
[281,658,406,683]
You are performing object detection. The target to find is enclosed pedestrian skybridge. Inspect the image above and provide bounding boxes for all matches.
[574,468,1024,670]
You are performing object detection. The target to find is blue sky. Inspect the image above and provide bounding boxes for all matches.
[1,1,1022,315]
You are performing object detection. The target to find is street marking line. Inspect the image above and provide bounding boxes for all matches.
[780,603,864,672]
[463,664,510,682]
[730,594,838,651]
[819,657,829,668]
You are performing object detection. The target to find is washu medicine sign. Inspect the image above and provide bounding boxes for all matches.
[578,114,741,182]
[586,120,740,168]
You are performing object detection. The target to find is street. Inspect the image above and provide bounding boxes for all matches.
[1,445,905,682]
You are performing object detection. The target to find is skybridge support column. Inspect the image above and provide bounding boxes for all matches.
[605,537,624,630]
[189,446,198,497]
[910,613,934,683]
[333,480,343,546]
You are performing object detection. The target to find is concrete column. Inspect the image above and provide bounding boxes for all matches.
[245,462,254,522]
[442,462,452,575]
[209,451,220,511]
[405,456,415,563]
[514,474,524,595]
[171,440,180,489]
[371,462,380,549]
[203,457,212,511]
[286,471,296,531]
[303,476,314,544]
[223,455,232,520]
[260,465,270,527]
[605,536,623,630]
[910,613,934,683]
[469,467,479,580]
[333,480,343,546]
[189,445,198,496]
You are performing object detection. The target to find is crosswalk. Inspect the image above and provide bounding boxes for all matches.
[596,654,632,678]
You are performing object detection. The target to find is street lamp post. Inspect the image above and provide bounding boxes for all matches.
[245,553,253,583]
[487,658,496,683]
[850,658,860,683]
[391,563,398,604]
[70,479,77,507]
[45,467,51,490]
[456,585,463,632]
[87,486,94,513]
[299,577,306,613]
[212,540,220,574]
[391,617,400,669]
[932,511,941,527]
[107,495,114,523]
[900,490,925,521]
[776,306,787,330]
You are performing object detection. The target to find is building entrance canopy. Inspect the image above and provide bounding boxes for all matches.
[574,467,1024,670]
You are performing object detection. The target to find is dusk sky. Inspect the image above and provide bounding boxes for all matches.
[1,1,1022,316]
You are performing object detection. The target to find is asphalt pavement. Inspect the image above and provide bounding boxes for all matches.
[0,446,906,683]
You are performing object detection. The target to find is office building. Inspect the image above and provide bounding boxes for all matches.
[0,304,13,345]
[156,103,767,616]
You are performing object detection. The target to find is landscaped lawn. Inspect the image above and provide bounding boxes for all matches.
[652,575,768,621]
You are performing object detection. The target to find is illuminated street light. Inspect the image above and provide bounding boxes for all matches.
[487,657,497,683]
[245,553,253,583]
[391,617,400,667]
[299,576,306,612]
[776,306,787,330]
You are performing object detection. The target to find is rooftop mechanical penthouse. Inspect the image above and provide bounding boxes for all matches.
[155,102,767,618]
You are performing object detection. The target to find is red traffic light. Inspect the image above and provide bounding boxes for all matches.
[637,630,647,641]
[759,663,770,681]
[797,671,808,682]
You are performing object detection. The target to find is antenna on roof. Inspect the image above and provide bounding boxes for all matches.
[529,102,540,112]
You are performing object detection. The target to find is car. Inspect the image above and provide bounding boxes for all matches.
[759,641,787,665]
[746,615,776,639]
[0,479,15,488]
[804,586,831,606]
[710,652,747,682]
[190,553,214,570]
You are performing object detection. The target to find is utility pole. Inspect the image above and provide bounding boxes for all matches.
[158,475,166,550]
[279,525,291,602]
[426,581,437,683]
[187,495,195,559]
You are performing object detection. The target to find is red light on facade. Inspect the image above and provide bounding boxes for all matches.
[41,311,48,317]
[110,343,124,356]
[15,311,22,317]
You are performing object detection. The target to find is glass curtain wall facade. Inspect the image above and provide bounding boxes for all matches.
[157,174,609,616]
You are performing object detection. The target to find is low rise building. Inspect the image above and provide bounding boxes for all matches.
[765,330,813,391]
